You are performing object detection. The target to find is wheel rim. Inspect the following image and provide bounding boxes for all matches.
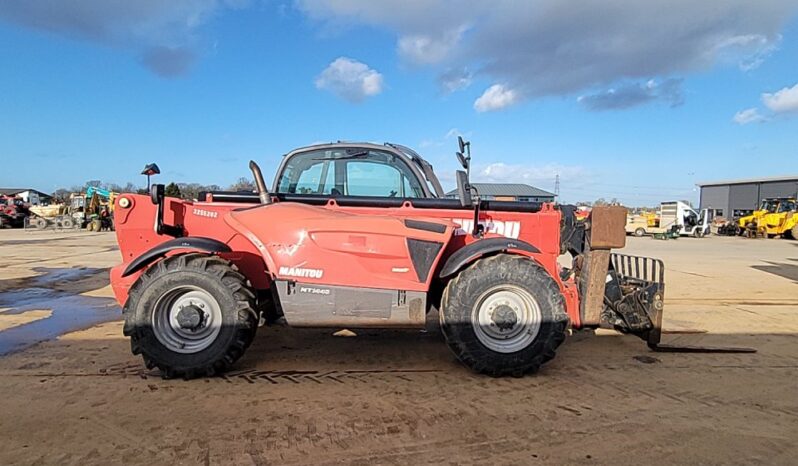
[152,286,223,354]
[471,285,542,353]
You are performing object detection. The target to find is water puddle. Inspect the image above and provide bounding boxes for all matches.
[0,267,120,355]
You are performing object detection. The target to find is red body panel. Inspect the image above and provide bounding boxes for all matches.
[111,195,582,326]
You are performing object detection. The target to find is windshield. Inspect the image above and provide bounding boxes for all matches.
[760,200,779,213]
[276,148,426,198]
[777,200,796,212]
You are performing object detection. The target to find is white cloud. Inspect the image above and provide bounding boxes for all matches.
[762,82,798,113]
[578,78,684,111]
[398,26,466,64]
[315,57,384,103]
[0,0,251,76]
[296,1,798,109]
[445,128,463,139]
[438,67,473,93]
[733,81,798,124]
[732,108,766,125]
[474,84,518,112]
[419,127,471,149]
[476,162,585,186]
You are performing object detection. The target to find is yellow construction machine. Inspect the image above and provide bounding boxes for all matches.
[737,197,797,238]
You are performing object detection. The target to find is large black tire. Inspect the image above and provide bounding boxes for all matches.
[30,217,48,229]
[788,225,797,240]
[123,253,259,379]
[439,254,568,377]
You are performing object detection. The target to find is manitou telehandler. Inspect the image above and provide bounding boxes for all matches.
[110,139,751,379]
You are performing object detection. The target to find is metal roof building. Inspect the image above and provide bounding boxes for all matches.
[697,175,798,219]
[446,183,555,202]
[0,188,53,205]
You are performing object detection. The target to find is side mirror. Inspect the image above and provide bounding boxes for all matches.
[456,152,469,170]
[456,170,472,207]
[458,136,466,154]
[150,183,164,205]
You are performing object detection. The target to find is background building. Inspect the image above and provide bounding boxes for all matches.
[0,188,52,205]
[446,183,555,202]
[697,176,798,219]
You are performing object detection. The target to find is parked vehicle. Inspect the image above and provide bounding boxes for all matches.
[27,187,118,231]
[110,140,748,379]
[626,201,710,238]
[742,198,797,239]
[83,186,117,231]
[0,195,29,228]
[28,200,80,230]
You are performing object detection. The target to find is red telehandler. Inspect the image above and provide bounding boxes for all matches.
[110,139,751,378]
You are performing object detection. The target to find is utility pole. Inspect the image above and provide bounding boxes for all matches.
[554,174,560,199]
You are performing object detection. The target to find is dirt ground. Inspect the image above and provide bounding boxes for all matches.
[0,229,796,465]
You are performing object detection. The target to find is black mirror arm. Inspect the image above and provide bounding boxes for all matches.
[470,186,483,237]
[150,184,183,237]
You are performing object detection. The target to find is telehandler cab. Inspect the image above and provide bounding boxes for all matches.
[110,139,751,379]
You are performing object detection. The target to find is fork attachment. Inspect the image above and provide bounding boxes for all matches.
[603,253,756,354]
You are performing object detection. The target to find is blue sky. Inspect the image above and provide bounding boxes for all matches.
[1,1,797,206]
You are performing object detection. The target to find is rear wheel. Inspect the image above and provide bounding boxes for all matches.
[30,217,47,229]
[439,254,568,376]
[60,217,75,229]
[634,227,646,237]
[123,253,259,379]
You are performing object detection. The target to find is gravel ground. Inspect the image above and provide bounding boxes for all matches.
[0,229,796,465]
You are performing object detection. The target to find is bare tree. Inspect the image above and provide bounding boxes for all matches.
[229,177,256,192]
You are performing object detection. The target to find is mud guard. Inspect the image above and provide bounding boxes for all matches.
[121,237,232,277]
[438,237,539,279]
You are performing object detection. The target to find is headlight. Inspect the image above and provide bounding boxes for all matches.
[118,197,131,209]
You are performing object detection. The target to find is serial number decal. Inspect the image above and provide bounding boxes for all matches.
[452,219,521,239]
[279,266,324,279]
[193,208,218,218]
[299,286,331,295]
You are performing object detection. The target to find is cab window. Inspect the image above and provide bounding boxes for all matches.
[276,148,425,198]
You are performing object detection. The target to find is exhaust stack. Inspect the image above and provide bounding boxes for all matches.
[249,160,272,205]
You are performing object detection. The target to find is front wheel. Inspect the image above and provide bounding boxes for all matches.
[439,254,568,377]
[123,253,259,379]
[30,217,47,229]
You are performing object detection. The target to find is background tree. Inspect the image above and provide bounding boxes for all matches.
[229,177,256,192]
[104,182,140,193]
[52,188,73,203]
[52,185,87,203]
[164,182,182,198]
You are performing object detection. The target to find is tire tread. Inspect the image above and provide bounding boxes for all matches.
[123,253,258,379]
